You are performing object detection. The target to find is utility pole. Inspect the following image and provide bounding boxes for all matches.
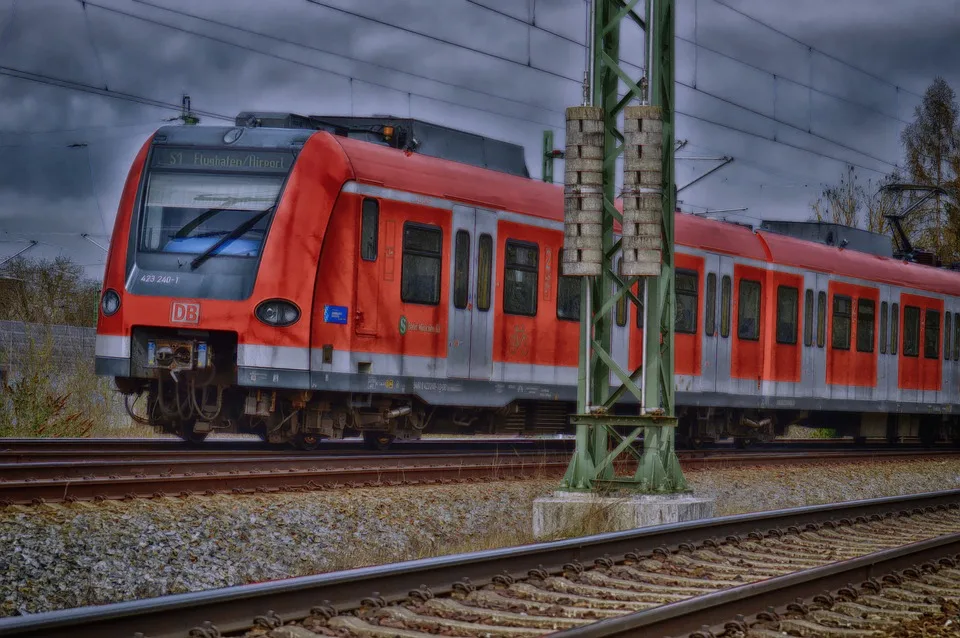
[559,0,687,493]
[542,130,564,183]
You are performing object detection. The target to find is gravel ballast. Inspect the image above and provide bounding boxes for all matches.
[3,456,960,616]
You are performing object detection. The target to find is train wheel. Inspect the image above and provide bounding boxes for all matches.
[177,420,208,444]
[293,433,321,451]
[363,431,395,451]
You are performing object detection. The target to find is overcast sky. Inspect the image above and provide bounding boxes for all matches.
[1,0,958,280]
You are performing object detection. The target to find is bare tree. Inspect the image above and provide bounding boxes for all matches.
[901,76,960,262]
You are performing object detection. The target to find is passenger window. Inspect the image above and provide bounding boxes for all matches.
[738,279,761,340]
[817,291,826,347]
[400,223,442,305]
[676,270,698,334]
[477,234,492,312]
[776,285,799,344]
[453,230,470,310]
[924,309,940,359]
[615,258,627,327]
[832,295,852,350]
[891,303,899,355]
[856,298,875,353]
[504,240,538,316]
[803,289,814,346]
[903,305,920,357]
[557,250,581,322]
[720,275,731,338]
[880,301,888,354]
[954,313,959,360]
[705,273,717,336]
[635,279,646,329]
[946,313,953,361]
[360,198,379,261]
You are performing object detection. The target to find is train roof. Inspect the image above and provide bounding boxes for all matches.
[331,132,960,299]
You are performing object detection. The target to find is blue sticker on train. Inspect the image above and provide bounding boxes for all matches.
[323,305,348,324]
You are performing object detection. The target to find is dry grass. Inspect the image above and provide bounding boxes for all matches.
[0,327,152,438]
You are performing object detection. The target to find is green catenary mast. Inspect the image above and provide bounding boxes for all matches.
[559,0,686,493]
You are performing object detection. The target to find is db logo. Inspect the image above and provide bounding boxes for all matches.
[170,301,200,324]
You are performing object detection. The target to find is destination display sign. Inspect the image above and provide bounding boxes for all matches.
[151,148,294,173]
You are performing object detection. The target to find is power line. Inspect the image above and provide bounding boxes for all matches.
[678,79,899,170]
[0,65,234,121]
[461,0,912,129]
[710,0,921,100]
[677,109,888,175]
[303,0,582,84]
[87,1,565,131]
[128,0,564,127]
[121,0,901,174]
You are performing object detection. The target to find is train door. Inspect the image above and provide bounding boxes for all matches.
[447,206,496,380]
[810,273,829,400]
[354,197,381,336]
[714,255,735,396]
[700,253,721,394]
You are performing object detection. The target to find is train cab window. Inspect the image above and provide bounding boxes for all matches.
[856,299,875,353]
[557,250,581,322]
[453,230,470,310]
[676,270,698,334]
[615,258,627,327]
[504,240,539,316]
[705,273,717,336]
[924,309,940,359]
[891,303,899,355]
[803,289,814,346]
[636,279,646,329]
[776,285,799,344]
[880,301,888,354]
[832,295,852,350]
[477,234,492,312]
[737,279,761,341]
[360,198,379,261]
[954,313,959,360]
[720,275,731,338]
[817,291,826,348]
[946,313,953,361]
[400,223,442,305]
[903,305,920,357]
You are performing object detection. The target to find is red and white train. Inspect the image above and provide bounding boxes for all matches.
[95,113,960,448]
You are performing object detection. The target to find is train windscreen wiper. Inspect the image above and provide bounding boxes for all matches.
[189,205,276,270]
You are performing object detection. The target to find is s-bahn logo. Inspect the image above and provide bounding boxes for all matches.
[171,301,200,324]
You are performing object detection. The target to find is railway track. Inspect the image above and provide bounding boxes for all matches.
[1,445,957,505]
[2,490,959,637]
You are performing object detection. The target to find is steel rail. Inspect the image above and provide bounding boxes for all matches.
[1,489,959,638]
[551,533,960,638]
[2,448,955,480]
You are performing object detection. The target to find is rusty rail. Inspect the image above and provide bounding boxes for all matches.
[2,447,957,505]
[1,490,959,638]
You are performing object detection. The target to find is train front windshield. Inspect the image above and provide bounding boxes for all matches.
[126,145,297,300]
[140,172,282,259]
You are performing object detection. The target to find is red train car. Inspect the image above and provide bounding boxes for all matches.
[96,113,960,448]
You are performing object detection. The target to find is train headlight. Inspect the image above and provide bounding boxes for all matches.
[255,299,300,327]
[101,289,121,316]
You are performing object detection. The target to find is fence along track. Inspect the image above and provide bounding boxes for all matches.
[2,491,960,638]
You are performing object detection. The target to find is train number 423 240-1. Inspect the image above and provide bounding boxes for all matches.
[140,274,180,285]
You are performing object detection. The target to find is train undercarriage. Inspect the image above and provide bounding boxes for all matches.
[116,366,960,450]
[114,328,960,449]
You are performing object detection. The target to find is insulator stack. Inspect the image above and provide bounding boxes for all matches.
[621,105,664,277]
[562,106,604,276]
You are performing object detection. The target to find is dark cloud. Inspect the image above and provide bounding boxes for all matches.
[0,0,957,276]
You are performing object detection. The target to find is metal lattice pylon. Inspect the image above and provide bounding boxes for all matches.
[559,0,686,494]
